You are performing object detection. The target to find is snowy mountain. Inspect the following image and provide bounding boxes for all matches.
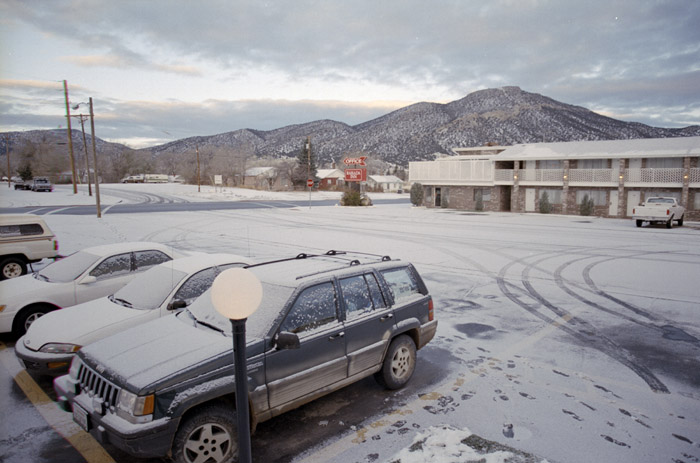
[147,86,700,166]
[4,87,699,167]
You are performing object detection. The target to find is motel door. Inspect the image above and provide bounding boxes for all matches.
[626,191,641,217]
[525,189,536,212]
[435,188,442,207]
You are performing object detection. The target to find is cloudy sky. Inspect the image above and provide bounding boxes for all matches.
[1,0,699,148]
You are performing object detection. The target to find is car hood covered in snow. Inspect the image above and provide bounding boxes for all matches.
[22,296,153,350]
[78,314,264,393]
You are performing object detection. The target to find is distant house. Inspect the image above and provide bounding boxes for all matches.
[368,175,405,192]
[244,167,281,190]
[317,169,345,189]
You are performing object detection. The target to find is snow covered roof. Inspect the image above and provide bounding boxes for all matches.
[316,169,344,179]
[494,136,700,161]
[368,175,403,183]
[245,167,277,176]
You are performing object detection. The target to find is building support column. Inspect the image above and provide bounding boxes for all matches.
[617,158,626,217]
[512,162,520,212]
[682,156,690,208]
[562,160,570,215]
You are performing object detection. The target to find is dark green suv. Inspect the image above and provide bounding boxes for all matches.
[54,251,437,463]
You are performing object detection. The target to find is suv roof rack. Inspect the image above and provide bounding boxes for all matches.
[244,250,394,280]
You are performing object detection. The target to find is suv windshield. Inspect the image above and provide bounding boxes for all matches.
[185,282,295,339]
[37,251,100,282]
[111,265,187,310]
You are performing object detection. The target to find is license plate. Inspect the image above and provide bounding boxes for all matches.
[73,404,90,431]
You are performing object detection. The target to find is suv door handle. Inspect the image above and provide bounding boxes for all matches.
[329,332,345,340]
[380,314,394,322]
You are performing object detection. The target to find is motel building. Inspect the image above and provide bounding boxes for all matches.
[409,136,700,221]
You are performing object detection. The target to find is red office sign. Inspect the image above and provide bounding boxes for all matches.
[345,169,366,182]
[343,156,367,167]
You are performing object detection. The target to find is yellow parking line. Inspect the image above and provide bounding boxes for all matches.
[0,342,115,463]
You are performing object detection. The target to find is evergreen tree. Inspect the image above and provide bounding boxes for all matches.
[579,194,594,216]
[539,191,552,213]
[292,138,318,189]
[410,182,423,206]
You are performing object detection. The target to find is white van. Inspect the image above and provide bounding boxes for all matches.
[0,214,59,279]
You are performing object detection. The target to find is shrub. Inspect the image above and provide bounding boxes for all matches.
[475,190,484,211]
[341,190,362,206]
[579,194,594,216]
[410,182,423,206]
[539,191,552,214]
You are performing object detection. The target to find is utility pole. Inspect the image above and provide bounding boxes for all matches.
[77,115,92,196]
[89,98,101,218]
[63,80,78,194]
[5,134,9,188]
[306,136,311,209]
[196,145,201,192]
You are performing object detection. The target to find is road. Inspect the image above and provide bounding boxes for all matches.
[1,195,699,463]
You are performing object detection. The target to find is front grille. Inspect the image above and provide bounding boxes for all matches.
[77,363,121,410]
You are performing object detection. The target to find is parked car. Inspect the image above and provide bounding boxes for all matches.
[0,242,183,336]
[54,251,437,463]
[13,180,32,190]
[120,175,144,183]
[632,196,685,228]
[31,177,53,192]
[0,214,59,280]
[16,253,250,375]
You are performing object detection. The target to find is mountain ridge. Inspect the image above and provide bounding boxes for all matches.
[3,87,699,167]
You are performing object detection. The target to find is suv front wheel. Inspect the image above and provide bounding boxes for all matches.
[375,334,417,390]
[172,404,238,463]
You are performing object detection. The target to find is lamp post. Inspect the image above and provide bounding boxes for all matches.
[210,268,263,463]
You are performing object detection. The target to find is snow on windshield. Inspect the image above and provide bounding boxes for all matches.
[113,265,187,309]
[187,283,294,339]
[37,251,100,282]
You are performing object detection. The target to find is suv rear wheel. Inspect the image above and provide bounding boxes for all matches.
[375,334,416,390]
[172,404,238,463]
[1,257,27,280]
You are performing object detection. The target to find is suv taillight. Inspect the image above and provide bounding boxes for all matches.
[428,299,434,321]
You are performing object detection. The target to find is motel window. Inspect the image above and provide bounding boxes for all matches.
[538,189,562,204]
[695,192,700,210]
[539,160,562,169]
[576,190,607,206]
[579,159,606,169]
[646,158,683,168]
[474,188,491,202]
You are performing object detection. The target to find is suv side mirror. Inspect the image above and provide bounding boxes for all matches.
[275,331,300,350]
[168,300,187,311]
[79,275,97,285]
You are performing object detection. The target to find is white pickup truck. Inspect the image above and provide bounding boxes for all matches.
[632,197,685,228]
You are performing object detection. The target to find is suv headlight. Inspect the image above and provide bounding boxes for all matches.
[39,343,81,354]
[117,390,155,422]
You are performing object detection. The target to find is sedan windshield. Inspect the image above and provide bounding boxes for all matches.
[111,265,187,310]
[36,251,101,283]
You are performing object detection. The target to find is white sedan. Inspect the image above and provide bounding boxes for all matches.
[15,253,250,375]
[0,242,184,336]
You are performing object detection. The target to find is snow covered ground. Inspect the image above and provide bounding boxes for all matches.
[1,183,699,463]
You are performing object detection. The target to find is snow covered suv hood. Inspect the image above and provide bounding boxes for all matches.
[78,314,242,393]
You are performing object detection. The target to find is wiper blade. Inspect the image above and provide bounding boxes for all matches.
[34,273,49,282]
[196,319,226,335]
[109,295,133,308]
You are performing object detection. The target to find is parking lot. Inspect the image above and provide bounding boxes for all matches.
[1,189,699,463]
